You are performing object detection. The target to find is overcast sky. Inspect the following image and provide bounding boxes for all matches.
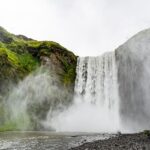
[0,0,150,56]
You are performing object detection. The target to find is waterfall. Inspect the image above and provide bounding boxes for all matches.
[75,53,119,111]
[50,52,120,132]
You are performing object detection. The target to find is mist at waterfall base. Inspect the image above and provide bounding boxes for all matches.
[49,96,119,133]
[2,67,72,131]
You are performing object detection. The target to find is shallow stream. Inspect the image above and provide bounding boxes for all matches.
[0,131,113,150]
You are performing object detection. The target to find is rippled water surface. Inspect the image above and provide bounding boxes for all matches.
[0,131,113,150]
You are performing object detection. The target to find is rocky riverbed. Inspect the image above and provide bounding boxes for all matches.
[70,132,150,150]
[0,131,113,150]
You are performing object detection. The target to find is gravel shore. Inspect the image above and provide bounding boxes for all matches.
[70,132,150,150]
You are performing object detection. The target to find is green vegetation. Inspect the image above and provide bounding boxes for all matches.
[58,54,77,86]
[0,115,31,132]
[0,47,39,81]
[0,26,77,131]
[0,26,77,86]
[143,130,150,138]
[0,122,18,132]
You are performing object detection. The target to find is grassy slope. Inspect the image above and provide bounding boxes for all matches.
[0,26,77,131]
[0,26,77,86]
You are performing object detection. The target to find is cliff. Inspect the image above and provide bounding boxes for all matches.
[0,26,77,131]
[115,28,150,131]
[0,26,77,92]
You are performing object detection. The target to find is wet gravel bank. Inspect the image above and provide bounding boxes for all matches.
[70,132,150,150]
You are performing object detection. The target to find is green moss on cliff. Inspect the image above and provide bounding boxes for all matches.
[0,26,77,87]
[27,40,77,86]
[0,115,31,132]
[0,122,18,132]
[0,47,39,80]
[0,27,77,131]
[58,53,77,86]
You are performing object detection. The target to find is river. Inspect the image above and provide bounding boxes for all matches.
[0,131,113,150]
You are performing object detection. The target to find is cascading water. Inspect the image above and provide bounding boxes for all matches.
[49,52,120,132]
[75,53,119,111]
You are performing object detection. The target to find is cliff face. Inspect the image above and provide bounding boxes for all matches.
[0,27,77,131]
[116,29,150,131]
[0,26,77,92]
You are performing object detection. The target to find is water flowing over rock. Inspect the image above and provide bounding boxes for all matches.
[50,29,150,133]
[49,52,120,132]
[75,53,119,108]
